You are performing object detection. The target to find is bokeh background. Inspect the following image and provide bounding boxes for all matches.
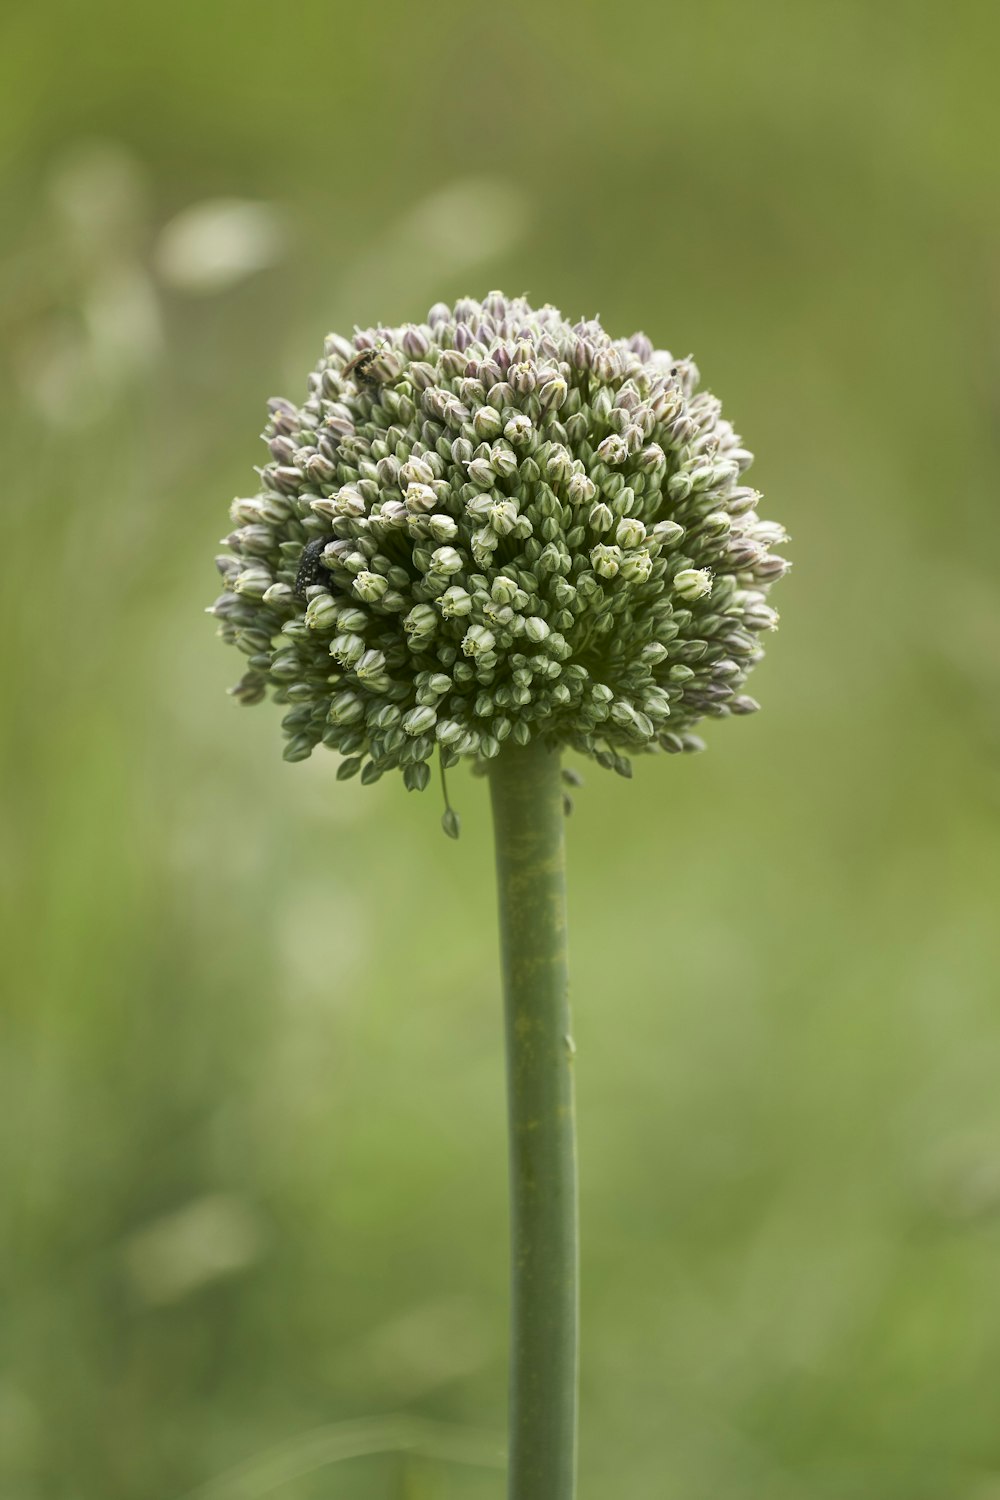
[3,2,999,1496]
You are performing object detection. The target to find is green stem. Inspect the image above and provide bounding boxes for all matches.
[489,738,578,1500]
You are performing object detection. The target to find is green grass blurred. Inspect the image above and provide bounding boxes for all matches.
[2,1,1000,1495]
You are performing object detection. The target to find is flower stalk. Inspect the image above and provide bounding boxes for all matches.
[490,738,577,1500]
[209,290,790,1499]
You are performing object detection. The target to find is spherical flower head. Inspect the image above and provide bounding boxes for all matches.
[210,293,789,784]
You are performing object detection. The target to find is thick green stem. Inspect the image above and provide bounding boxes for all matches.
[489,738,578,1500]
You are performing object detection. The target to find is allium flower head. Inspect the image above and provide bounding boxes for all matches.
[211,292,788,786]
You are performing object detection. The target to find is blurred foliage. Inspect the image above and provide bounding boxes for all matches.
[2,1,1000,1496]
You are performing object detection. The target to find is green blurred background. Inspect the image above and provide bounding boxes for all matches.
[3,1,999,1495]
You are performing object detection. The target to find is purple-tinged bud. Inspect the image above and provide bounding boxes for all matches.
[573,337,596,370]
[596,434,628,465]
[268,434,297,464]
[509,361,536,395]
[744,603,779,632]
[726,486,761,516]
[636,443,666,473]
[401,324,429,358]
[650,520,685,549]
[753,555,790,582]
[594,346,621,383]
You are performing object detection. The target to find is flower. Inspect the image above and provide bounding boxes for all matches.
[210,292,788,785]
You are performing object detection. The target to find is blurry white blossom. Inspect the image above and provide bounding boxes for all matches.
[154,199,288,293]
[122,1192,266,1305]
[8,140,289,428]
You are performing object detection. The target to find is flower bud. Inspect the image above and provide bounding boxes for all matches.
[438,586,473,618]
[619,550,653,583]
[405,482,438,514]
[328,690,364,725]
[402,324,430,358]
[467,457,497,489]
[596,434,628,465]
[330,632,365,667]
[474,405,503,440]
[568,473,597,505]
[636,443,666,473]
[489,499,519,536]
[539,376,568,410]
[352,571,389,603]
[615,517,646,549]
[403,602,438,638]
[462,624,496,657]
[428,513,458,542]
[509,360,536,395]
[504,414,533,446]
[403,704,437,735]
[590,544,622,578]
[403,760,432,791]
[651,520,684,549]
[305,593,339,630]
[673,568,713,601]
[431,546,464,576]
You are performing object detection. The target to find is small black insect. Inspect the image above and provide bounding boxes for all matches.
[295,536,330,598]
[342,339,388,390]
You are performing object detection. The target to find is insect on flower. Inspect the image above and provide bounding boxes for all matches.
[294,536,330,598]
[342,339,389,389]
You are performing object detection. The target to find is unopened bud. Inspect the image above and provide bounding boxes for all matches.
[590,544,622,578]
